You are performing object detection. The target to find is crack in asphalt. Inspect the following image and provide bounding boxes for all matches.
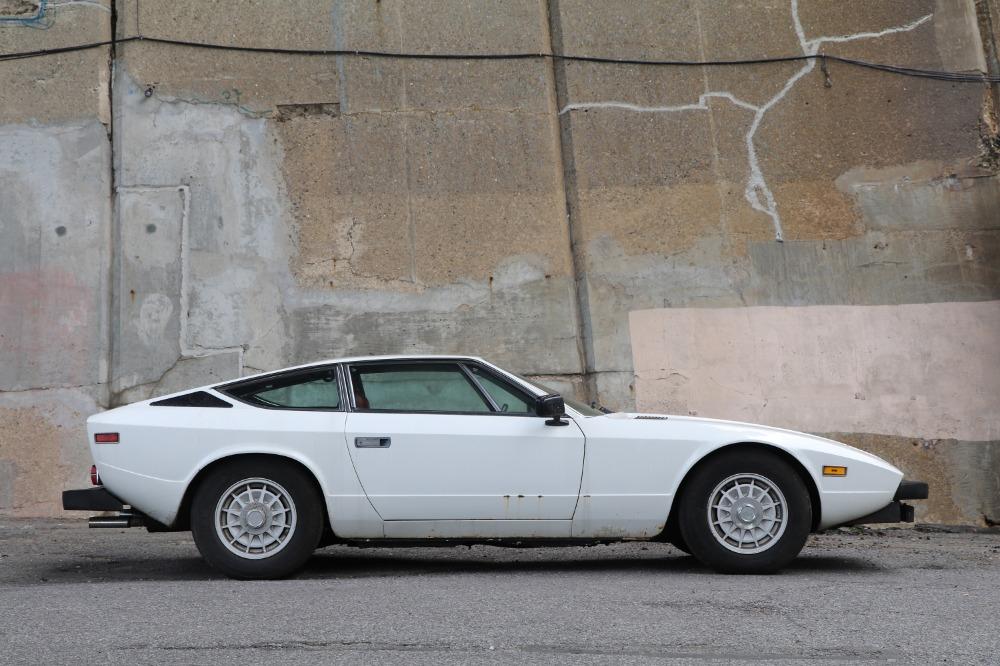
[116,639,903,661]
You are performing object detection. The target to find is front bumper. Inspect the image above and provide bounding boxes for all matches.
[894,479,929,501]
[845,478,928,526]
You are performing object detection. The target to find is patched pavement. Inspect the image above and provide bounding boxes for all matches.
[1,519,998,664]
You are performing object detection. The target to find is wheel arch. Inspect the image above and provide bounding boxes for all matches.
[664,442,822,536]
[173,452,331,532]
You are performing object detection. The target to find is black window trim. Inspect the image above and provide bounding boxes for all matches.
[217,364,346,412]
[344,358,541,417]
[150,390,234,408]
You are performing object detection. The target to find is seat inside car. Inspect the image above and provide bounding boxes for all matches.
[351,371,370,409]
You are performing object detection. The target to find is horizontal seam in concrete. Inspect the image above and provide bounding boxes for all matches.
[0,383,106,397]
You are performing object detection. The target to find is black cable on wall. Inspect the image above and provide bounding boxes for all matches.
[1,33,998,84]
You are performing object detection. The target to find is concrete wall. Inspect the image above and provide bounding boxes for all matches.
[1,0,998,522]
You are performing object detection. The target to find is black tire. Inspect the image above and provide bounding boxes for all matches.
[678,449,811,574]
[662,520,691,554]
[190,457,324,579]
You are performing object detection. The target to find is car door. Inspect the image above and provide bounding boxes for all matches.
[344,360,585,525]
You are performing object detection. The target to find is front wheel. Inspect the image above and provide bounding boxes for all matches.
[678,450,811,574]
[190,458,323,579]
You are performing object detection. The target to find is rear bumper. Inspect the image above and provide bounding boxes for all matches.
[62,488,154,529]
[62,487,125,511]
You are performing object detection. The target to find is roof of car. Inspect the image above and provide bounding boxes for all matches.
[214,354,488,386]
[299,353,484,367]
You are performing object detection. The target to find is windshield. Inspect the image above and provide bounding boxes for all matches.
[507,372,603,417]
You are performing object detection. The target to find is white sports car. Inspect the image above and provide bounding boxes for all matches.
[64,355,927,578]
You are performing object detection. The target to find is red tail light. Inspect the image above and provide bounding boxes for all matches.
[94,432,119,444]
[90,465,100,486]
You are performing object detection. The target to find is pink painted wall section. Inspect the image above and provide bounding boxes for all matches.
[629,302,1000,442]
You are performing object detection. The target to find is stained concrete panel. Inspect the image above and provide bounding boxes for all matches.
[114,187,185,393]
[630,301,1000,441]
[0,387,101,516]
[553,0,703,60]
[114,352,241,406]
[279,106,571,288]
[120,0,549,114]
[840,167,1000,233]
[755,71,983,185]
[115,73,293,378]
[127,0,547,54]
[351,0,545,54]
[745,230,1000,306]
[0,121,110,391]
[120,0,341,48]
[797,0,937,45]
[0,0,110,124]
[797,0,984,73]
[117,43,342,116]
[115,67,582,382]
[827,432,1000,526]
[338,58,552,114]
[289,258,581,376]
[570,224,1000,409]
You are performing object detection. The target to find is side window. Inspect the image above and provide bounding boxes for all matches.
[350,363,491,413]
[225,368,341,410]
[468,365,535,414]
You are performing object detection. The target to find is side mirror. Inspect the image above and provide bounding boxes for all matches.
[536,393,569,426]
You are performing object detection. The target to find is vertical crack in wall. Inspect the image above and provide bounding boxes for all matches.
[975,0,1000,170]
[395,1,419,285]
[546,0,597,403]
[104,0,117,406]
[559,1,933,242]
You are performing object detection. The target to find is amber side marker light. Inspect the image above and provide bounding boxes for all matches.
[823,465,848,477]
[94,432,119,444]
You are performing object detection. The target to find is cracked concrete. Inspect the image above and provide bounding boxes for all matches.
[560,2,936,241]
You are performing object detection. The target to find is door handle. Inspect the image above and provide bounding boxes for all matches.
[355,436,391,448]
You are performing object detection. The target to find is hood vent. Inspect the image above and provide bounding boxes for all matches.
[634,415,669,420]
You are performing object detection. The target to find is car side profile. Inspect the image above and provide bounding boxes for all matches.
[63,355,928,579]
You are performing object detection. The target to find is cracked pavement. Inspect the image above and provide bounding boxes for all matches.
[0,520,998,664]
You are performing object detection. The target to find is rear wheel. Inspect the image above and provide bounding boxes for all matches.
[190,458,323,579]
[678,449,811,574]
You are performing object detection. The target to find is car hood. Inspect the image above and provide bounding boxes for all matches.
[596,411,898,470]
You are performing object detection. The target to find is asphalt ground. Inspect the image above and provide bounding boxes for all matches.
[0,519,998,665]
